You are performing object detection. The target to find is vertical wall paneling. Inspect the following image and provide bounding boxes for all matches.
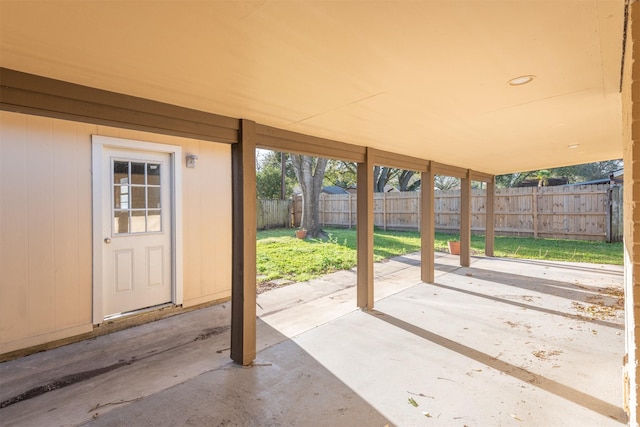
[1,112,232,354]
[53,119,84,328]
[183,139,203,301]
[26,115,56,336]
[0,112,29,343]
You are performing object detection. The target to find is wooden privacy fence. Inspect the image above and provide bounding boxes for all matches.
[291,183,624,241]
[257,199,292,229]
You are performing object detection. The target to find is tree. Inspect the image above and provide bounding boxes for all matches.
[256,165,281,199]
[291,155,329,237]
[552,160,622,182]
[324,160,357,189]
[326,161,420,192]
[256,150,296,199]
[398,170,420,191]
[434,175,460,190]
[495,171,535,188]
[496,160,623,188]
[373,166,393,192]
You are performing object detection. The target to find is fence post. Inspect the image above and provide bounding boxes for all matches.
[385,192,389,231]
[532,187,538,239]
[610,185,623,242]
[606,185,612,242]
[348,194,352,229]
[417,193,421,232]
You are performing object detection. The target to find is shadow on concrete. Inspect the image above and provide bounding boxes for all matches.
[493,257,624,276]
[436,263,621,306]
[85,319,392,427]
[1,314,391,427]
[366,309,627,424]
[428,281,623,330]
[382,254,421,267]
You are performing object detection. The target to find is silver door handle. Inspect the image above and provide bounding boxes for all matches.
[104,238,112,244]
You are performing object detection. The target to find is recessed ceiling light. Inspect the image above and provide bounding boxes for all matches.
[507,75,535,86]
[568,144,579,149]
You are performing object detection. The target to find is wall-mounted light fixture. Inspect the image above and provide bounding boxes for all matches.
[186,154,199,168]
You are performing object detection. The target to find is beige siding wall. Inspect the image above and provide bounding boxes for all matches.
[0,111,232,354]
[181,136,233,307]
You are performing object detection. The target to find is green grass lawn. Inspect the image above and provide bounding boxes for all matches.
[256,227,623,284]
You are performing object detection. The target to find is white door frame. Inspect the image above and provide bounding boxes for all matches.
[91,135,183,324]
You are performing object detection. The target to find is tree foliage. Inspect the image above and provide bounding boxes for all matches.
[434,175,460,190]
[552,160,622,182]
[496,160,622,188]
[324,160,422,192]
[256,150,296,199]
[324,160,357,189]
[372,167,421,192]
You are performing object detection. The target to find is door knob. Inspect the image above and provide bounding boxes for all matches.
[104,237,112,244]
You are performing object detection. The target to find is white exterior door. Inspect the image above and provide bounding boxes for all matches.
[101,147,172,316]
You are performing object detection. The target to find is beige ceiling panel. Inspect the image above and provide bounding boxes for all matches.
[0,0,625,175]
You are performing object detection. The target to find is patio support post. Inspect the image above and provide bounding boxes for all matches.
[421,166,435,283]
[485,176,495,257]
[230,119,257,366]
[356,149,374,309]
[460,171,472,267]
[622,3,640,420]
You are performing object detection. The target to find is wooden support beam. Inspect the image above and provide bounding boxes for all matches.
[255,124,365,163]
[368,148,429,172]
[0,68,239,143]
[431,162,468,179]
[469,170,493,183]
[421,168,435,283]
[357,151,374,309]
[231,119,257,366]
[460,171,472,267]
[485,176,496,257]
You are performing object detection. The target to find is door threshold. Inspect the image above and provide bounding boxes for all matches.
[104,303,174,322]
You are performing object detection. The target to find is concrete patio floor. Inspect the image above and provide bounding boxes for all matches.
[0,253,626,426]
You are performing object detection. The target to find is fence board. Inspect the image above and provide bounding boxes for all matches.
[257,199,292,230]
[288,183,622,241]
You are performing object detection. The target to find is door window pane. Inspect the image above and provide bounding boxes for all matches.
[148,210,161,232]
[131,162,145,185]
[131,187,146,209]
[114,211,129,234]
[114,185,129,210]
[148,187,161,209]
[131,211,146,233]
[147,164,161,185]
[113,161,129,184]
[112,159,164,234]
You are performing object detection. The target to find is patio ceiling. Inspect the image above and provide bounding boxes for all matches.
[0,0,625,175]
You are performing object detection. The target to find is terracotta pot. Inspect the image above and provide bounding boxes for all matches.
[447,241,460,255]
[295,229,307,239]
